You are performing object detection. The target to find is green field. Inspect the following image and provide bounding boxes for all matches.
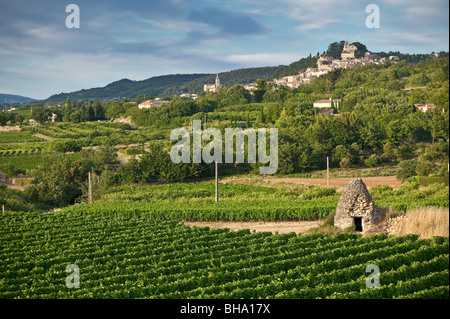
[0,132,44,143]
[0,210,448,299]
[83,181,448,221]
[0,153,81,172]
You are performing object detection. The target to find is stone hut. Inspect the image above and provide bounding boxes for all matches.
[334,178,381,232]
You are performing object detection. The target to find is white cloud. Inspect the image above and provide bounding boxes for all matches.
[295,18,341,32]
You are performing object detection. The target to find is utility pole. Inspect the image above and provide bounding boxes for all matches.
[215,161,218,203]
[88,172,92,204]
[326,156,330,187]
[204,114,207,130]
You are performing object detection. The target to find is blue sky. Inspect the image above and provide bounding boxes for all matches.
[0,0,448,100]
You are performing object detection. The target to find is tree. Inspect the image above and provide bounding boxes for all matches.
[415,160,435,176]
[326,42,344,59]
[25,155,83,206]
[333,145,350,164]
[167,96,197,117]
[277,143,297,174]
[87,105,95,121]
[365,154,380,167]
[426,109,449,144]
[52,140,83,153]
[92,100,105,120]
[79,145,119,175]
[339,157,351,169]
[351,42,368,58]
[63,98,73,122]
[0,162,23,178]
[31,105,51,123]
[253,79,267,103]
[381,142,396,163]
[197,97,218,113]
[15,114,25,125]
[106,101,128,119]
[259,106,265,124]
[219,86,251,107]
[396,159,418,182]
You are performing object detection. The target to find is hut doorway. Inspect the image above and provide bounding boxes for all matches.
[353,217,363,232]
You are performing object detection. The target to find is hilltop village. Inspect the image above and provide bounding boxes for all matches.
[204,39,399,92]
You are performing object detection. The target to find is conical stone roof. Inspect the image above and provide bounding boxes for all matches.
[336,178,373,213]
[334,178,379,231]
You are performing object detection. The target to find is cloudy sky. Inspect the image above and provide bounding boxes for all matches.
[0,0,448,100]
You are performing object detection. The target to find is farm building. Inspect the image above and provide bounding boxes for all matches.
[334,178,382,232]
[313,98,340,108]
[414,103,436,113]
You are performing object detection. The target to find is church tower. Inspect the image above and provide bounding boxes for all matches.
[341,38,357,60]
[215,74,221,89]
[204,73,223,92]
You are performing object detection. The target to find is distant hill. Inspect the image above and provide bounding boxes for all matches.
[161,58,319,97]
[160,66,280,97]
[269,56,319,80]
[38,40,448,104]
[42,57,319,102]
[0,93,37,104]
[44,74,210,103]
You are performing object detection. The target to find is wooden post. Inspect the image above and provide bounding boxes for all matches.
[88,172,92,204]
[327,156,330,187]
[215,161,218,203]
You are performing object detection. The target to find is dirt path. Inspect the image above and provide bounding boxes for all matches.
[270,176,402,189]
[223,176,402,190]
[0,181,25,191]
[182,220,322,234]
[32,133,54,141]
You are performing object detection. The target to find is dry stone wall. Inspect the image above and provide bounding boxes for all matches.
[334,178,381,232]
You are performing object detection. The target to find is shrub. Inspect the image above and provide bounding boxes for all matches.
[339,157,351,169]
[52,140,82,153]
[0,162,23,178]
[415,160,435,176]
[396,159,418,182]
[125,147,146,155]
[365,154,380,167]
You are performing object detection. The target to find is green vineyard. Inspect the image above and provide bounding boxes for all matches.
[0,153,81,172]
[0,132,44,144]
[61,201,336,221]
[86,181,449,222]
[0,210,448,299]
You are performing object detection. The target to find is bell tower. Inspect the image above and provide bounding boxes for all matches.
[215,74,221,88]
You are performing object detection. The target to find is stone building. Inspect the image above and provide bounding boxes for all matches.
[313,98,340,108]
[414,103,436,113]
[204,74,223,92]
[341,39,357,60]
[334,178,381,232]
